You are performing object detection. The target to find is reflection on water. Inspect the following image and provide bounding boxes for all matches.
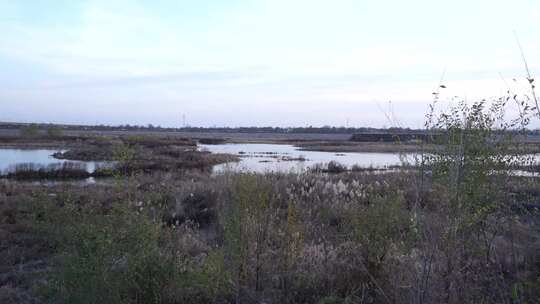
[200,143,414,173]
[0,148,102,174]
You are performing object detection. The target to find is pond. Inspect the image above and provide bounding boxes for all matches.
[0,148,103,174]
[200,143,414,173]
[2,146,537,177]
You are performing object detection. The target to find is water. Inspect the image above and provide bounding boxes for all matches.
[0,148,103,174]
[2,146,537,176]
[200,143,414,173]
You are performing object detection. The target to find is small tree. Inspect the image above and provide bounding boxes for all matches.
[414,90,537,302]
[426,96,533,226]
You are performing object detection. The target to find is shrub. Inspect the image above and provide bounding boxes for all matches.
[162,190,218,228]
[326,161,347,173]
[410,93,540,303]
[39,201,181,304]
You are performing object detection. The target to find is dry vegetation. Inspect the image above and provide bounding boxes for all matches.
[1,168,538,304]
[1,90,540,304]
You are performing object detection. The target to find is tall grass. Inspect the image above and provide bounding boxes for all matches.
[3,162,90,180]
[7,75,540,304]
[24,164,537,303]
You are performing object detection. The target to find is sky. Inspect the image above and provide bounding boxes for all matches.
[1,0,539,128]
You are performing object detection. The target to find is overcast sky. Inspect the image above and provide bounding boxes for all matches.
[1,0,539,128]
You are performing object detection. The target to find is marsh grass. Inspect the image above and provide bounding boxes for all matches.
[3,76,540,303]
[3,162,91,180]
[1,163,536,304]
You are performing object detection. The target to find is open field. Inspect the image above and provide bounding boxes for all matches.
[0,128,353,142]
[2,127,540,154]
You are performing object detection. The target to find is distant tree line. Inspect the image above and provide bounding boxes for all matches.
[1,122,540,136]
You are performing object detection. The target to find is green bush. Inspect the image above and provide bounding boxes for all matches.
[353,191,413,272]
[39,201,180,304]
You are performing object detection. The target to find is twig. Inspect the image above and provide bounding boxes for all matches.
[514,31,540,118]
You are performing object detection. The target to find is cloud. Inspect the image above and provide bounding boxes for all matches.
[1,0,540,127]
